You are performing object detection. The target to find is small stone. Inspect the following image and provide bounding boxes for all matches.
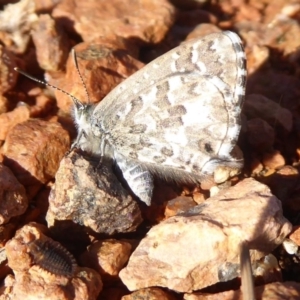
[185,24,221,41]
[262,150,285,170]
[250,156,264,176]
[253,253,282,285]
[0,163,28,225]
[244,94,293,132]
[29,93,55,119]
[2,119,70,197]
[282,238,298,255]
[247,118,275,152]
[170,0,209,10]
[121,287,177,300]
[52,0,176,44]
[0,45,18,94]
[0,94,8,114]
[31,14,70,72]
[0,223,18,247]
[0,105,30,141]
[99,286,128,300]
[80,239,132,282]
[46,150,143,235]
[262,166,299,204]
[164,196,197,218]
[192,192,206,205]
[246,45,270,75]
[176,10,217,27]
[52,40,144,113]
[288,226,300,247]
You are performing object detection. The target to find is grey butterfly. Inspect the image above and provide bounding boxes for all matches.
[71,31,247,206]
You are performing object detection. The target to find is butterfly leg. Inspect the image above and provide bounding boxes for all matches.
[114,153,154,206]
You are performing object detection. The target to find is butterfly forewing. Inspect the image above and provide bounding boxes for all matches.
[93,32,245,169]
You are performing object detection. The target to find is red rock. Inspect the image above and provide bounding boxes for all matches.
[247,118,275,152]
[262,150,285,170]
[185,24,221,41]
[122,287,177,300]
[0,247,10,283]
[0,163,28,225]
[170,0,208,10]
[289,226,300,246]
[119,178,291,293]
[0,45,18,94]
[164,196,197,218]
[52,0,176,44]
[0,95,8,114]
[183,281,300,300]
[31,14,70,72]
[2,119,70,198]
[52,40,144,112]
[244,94,292,132]
[246,44,269,75]
[192,192,206,205]
[0,223,18,247]
[99,286,128,300]
[29,93,55,118]
[5,223,102,299]
[250,156,264,176]
[261,165,299,204]
[80,239,132,283]
[176,10,217,27]
[0,105,30,141]
[245,68,300,114]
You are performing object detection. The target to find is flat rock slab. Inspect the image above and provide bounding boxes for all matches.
[119,178,292,293]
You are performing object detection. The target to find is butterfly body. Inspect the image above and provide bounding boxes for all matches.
[72,31,247,205]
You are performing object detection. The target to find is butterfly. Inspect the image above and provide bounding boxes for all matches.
[17,31,247,206]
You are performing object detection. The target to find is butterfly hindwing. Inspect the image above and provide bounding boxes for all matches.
[86,31,247,205]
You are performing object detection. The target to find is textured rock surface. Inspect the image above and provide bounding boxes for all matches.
[80,239,133,283]
[120,178,292,292]
[0,45,18,94]
[52,0,176,44]
[244,94,293,132]
[0,163,27,224]
[183,281,300,300]
[0,106,31,141]
[0,0,38,53]
[246,118,275,152]
[121,287,177,300]
[53,40,144,113]
[1,0,300,298]
[2,119,70,195]
[31,14,70,72]
[5,223,102,300]
[47,150,143,234]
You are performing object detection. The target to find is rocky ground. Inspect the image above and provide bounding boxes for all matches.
[0,0,300,299]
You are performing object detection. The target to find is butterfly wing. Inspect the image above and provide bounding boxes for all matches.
[91,31,246,204]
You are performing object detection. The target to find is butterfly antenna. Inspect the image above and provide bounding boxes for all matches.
[71,49,91,105]
[14,67,83,107]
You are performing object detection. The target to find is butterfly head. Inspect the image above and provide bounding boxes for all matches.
[71,100,99,153]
